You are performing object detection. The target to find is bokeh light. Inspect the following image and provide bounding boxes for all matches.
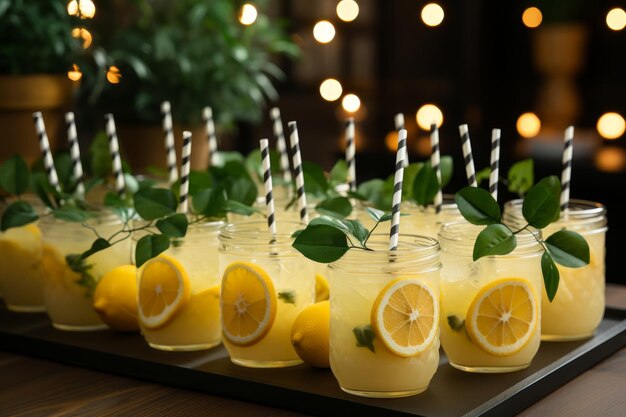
[68,0,95,18]
[342,94,361,113]
[239,4,258,25]
[67,64,82,81]
[337,0,359,22]
[595,147,626,172]
[421,3,445,27]
[72,27,92,49]
[67,0,78,16]
[516,112,541,138]
[597,112,626,139]
[320,79,343,101]
[522,7,542,29]
[415,104,443,130]
[606,8,626,31]
[313,21,336,44]
[385,131,398,152]
[106,66,122,84]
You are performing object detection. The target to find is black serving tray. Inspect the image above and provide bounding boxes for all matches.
[1,304,625,417]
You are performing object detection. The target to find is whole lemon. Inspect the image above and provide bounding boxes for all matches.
[290,301,330,368]
[93,265,139,332]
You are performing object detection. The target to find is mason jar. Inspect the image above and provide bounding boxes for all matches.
[439,222,543,372]
[503,199,608,341]
[401,194,463,239]
[328,235,441,398]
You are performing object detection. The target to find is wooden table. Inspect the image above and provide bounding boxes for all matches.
[2,285,625,417]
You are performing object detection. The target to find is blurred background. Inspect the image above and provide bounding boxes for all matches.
[1,0,625,282]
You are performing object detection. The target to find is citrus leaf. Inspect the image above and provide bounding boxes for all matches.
[545,230,590,268]
[473,224,516,261]
[292,224,349,263]
[542,251,560,302]
[455,186,501,225]
[134,188,178,220]
[135,234,170,267]
[0,201,38,231]
[156,213,188,238]
[193,187,226,218]
[522,180,560,229]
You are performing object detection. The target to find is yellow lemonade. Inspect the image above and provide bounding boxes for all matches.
[328,236,441,397]
[439,222,543,372]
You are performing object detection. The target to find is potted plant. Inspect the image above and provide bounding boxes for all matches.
[88,0,298,173]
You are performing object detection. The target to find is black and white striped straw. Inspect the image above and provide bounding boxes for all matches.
[389,129,407,252]
[430,123,443,213]
[104,114,126,197]
[178,131,192,214]
[345,118,357,192]
[32,112,62,194]
[161,101,178,185]
[260,139,277,236]
[202,107,219,166]
[65,112,85,197]
[459,124,478,187]
[394,113,409,167]
[489,128,501,201]
[288,121,309,225]
[560,126,574,212]
[270,107,292,183]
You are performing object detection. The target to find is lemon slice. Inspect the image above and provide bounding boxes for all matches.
[466,278,538,356]
[315,273,330,302]
[221,261,277,346]
[138,254,191,329]
[370,278,439,357]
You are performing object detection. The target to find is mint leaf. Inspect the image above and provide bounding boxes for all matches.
[278,290,296,304]
[81,238,111,259]
[508,159,534,196]
[0,154,30,196]
[329,160,348,187]
[447,316,465,332]
[156,213,188,238]
[473,224,516,261]
[542,251,560,302]
[193,187,226,218]
[0,201,38,231]
[545,230,590,268]
[316,196,352,218]
[353,324,375,353]
[52,206,92,222]
[134,188,178,220]
[455,186,502,225]
[292,224,349,263]
[135,234,170,267]
[522,180,561,229]
[412,164,439,206]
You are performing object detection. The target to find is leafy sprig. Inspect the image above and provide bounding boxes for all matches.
[476,158,535,198]
[455,175,590,301]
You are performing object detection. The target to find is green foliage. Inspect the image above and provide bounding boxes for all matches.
[0,200,38,231]
[455,187,501,225]
[135,234,170,267]
[353,324,375,353]
[66,254,98,297]
[316,196,352,218]
[473,224,516,261]
[0,155,30,195]
[507,159,534,196]
[156,213,188,238]
[133,188,178,220]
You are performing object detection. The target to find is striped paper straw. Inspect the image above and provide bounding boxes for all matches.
[178,131,192,214]
[288,121,309,225]
[489,128,501,201]
[345,118,357,192]
[203,107,218,166]
[560,126,574,212]
[459,124,478,187]
[394,113,409,167]
[65,112,85,197]
[430,123,443,213]
[389,129,407,252]
[260,139,277,236]
[161,101,178,185]
[32,112,61,193]
[270,107,292,183]
[104,114,126,197]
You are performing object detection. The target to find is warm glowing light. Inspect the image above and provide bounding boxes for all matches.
[79,0,95,19]
[421,3,445,27]
[67,0,79,16]
[597,112,626,139]
[516,112,541,138]
[67,64,82,81]
[239,4,258,25]
[320,79,343,101]
[337,0,359,22]
[415,104,443,130]
[72,27,92,48]
[385,131,399,152]
[522,7,542,29]
[606,8,626,31]
[106,66,122,84]
[313,21,336,44]
[342,94,361,113]
[595,147,626,172]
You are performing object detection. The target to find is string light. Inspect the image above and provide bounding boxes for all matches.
[313,21,336,44]
[606,8,626,31]
[67,0,95,18]
[67,64,82,81]
[337,0,359,22]
[522,7,542,29]
[597,112,625,139]
[342,94,361,113]
[239,4,258,25]
[320,79,343,101]
[71,27,92,49]
[421,3,445,27]
[106,66,122,84]
[516,112,541,138]
[595,147,626,172]
[416,104,443,130]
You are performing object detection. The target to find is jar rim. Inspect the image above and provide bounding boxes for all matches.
[219,220,303,245]
[438,221,542,251]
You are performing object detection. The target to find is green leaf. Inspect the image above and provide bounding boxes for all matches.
[278,290,296,304]
[225,177,257,206]
[0,155,30,196]
[508,159,534,196]
[401,162,423,200]
[30,172,55,208]
[156,213,188,238]
[223,200,260,216]
[53,153,72,191]
[135,234,170,267]
[309,216,351,235]
[347,190,367,201]
[447,316,465,332]
[439,155,454,188]
[344,219,369,245]
[193,187,226,218]
[245,149,282,181]
[292,224,349,263]
[81,238,111,259]
[66,255,97,298]
[412,165,439,206]
[189,171,213,196]
[134,188,178,220]
[0,201,38,231]
[353,324,375,353]
[212,151,244,168]
[124,174,140,195]
[357,179,391,210]
[316,196,352,218]
[104,192,126,208]
[475,167,491,186]
[329,160,348,187]
[542,252,560,302]
[365,207,385,222]
[473,224,516,261]
[455,187,502,225]
[52,206,92,222]
[302,161,329,196]
[545,230,590,268]
[522,180,561,229]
